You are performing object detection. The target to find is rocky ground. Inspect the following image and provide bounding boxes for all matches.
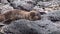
[0,0,60,34]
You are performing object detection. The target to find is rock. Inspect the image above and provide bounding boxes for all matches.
[23,0,39,4]
[50,31,60,34]
[0,0,9,4]
[40,0,52,2]
[47,10,60,22]
[8,0,40,4]
[37,0,60,11]
[10,1,34,11]
[0,32,4,34]
[33,6,46,15]
[1,19,39,34]
[0,4,14,14]
[0,0,60,34]
[37,1,51,7]
[37,0,60,7]
[1,19,60,34]
[10,0,40,11]
[33,6,45,12]
[7,0,15,3]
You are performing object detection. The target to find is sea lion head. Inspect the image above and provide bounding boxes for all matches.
[29,10,41,21]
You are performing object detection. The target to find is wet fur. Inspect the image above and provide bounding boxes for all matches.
[3,9,41,20]
[0,9,41,24]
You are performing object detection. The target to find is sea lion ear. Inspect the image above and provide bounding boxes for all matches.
[30,12,35,16]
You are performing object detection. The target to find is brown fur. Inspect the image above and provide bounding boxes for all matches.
[3,9,41,20]
[0,14,5,22]
[2,9,41,21]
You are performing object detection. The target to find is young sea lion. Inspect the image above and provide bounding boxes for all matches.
[3,9,41,21]
[1,9,41,24]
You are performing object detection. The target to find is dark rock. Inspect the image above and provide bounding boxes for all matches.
[1,19,39,34]
[10,0,40,11]
[1,19,60,34]
[47,10,60,22]
[10,1,34,11]
[0,32,4,34]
